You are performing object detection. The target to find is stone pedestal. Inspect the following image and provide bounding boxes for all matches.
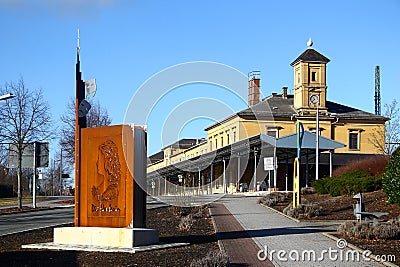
[54,227,159,248]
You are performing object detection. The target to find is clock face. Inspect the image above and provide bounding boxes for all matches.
[310,94,319,105]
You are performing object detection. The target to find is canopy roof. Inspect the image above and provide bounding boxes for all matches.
[261,131,345,150]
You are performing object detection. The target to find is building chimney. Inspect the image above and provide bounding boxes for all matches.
[248,71,260,106]
[282,87,288,98]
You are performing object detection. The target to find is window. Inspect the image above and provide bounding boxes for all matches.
[226,133,230,145]
[297,72,301,83]
[267,130,277,138]
[311,71,317,82]
[266,126,282,138]
[221,136,223,147]
[233,131,237,142]
[215,138,218,149]
[209,140,212,150]
[349,132,359,150]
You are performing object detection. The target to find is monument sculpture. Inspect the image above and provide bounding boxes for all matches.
[53,30,157,247]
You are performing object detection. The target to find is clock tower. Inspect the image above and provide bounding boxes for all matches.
[291,38,330,112]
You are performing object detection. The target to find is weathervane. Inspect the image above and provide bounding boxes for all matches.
[307,37,313,48]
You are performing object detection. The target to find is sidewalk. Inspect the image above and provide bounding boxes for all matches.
[210,195,383,267]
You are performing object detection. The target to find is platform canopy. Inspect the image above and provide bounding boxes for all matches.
[260,130,345,161]
[261,131,345,150]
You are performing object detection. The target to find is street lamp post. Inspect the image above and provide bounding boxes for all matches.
[310,94,320,181]
[59,148,63,196]
[316,104,319,180]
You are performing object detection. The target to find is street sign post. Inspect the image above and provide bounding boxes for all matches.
[8,142,49,168]
[8,142,49,208]
[263,157,275,171]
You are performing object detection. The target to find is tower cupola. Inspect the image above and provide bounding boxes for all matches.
[290,38,330,111]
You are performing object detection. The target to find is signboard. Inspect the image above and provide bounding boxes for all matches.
[79,124,147,228]
[8,142,49,168]
[80,125,132,227]
[264,157,275,171]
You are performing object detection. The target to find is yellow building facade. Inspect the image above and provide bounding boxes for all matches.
[147,41,387,194]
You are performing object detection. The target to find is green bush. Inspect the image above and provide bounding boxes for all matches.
[313,170,381,197]
[383,147,400,205]
[313,179,328,194]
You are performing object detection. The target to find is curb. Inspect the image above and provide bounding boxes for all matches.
[322,233,399,267]
[259,203,301,223]
[259,203,398,266]
[208,205,227,255]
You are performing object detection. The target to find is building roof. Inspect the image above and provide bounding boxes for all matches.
[233,94,388,122]
[162,138,206,150]
[290,48,330,66]
[148,150,164,164]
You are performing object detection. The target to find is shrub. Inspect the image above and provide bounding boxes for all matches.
[190,250,230,267]
[333,155,389,177]
[338,218,400,240]
[373,218,400,239]
[301,187,316,195]
[383,147,400,205]
[313,179,328,194]
[283,203,321,219]
[258,192,290,206]
[178,214,195,231]
[313,170,381,197]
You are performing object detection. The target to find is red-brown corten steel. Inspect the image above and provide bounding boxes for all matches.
[79,125,135,227]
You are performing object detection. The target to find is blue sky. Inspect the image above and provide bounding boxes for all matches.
[0,0,399,155]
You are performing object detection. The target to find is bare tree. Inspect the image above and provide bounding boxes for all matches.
[60,97,112,166]
[369,99,400,155]
[0,78,54,208]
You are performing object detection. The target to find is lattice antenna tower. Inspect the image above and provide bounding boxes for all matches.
[375,66,381,115]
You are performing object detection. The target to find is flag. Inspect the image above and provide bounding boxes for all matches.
[297,122,304,159]
[85,78,97,98]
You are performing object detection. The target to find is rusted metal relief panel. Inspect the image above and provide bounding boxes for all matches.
[79,125,134,227]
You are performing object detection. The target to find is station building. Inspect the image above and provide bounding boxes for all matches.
[147,41,387,195]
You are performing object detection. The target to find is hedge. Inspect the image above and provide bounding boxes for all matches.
[313,170,382,197]
[383,147,400,205]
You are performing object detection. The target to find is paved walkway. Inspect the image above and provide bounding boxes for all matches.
[211,195,382,267]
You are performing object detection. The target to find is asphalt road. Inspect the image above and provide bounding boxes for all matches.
[0,207,74,237]
[0,197,169,236]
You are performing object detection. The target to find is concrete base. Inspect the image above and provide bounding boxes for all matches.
[22,241,189,253]
[54,227,159,248]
